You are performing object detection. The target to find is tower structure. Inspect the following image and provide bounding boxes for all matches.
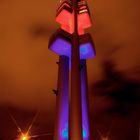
[48,0,95,140]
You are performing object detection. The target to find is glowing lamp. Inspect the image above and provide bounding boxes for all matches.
[56,1,73,34]
[102,137,109,140]
[19,134,29,140]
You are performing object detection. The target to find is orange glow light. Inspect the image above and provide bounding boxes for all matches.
[101,137,109,140]
[19,134,29,140]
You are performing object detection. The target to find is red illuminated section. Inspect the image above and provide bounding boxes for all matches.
[56,0,92,35]
[56,0,73,33]
[56,11,73,33]
[78,5,92,35]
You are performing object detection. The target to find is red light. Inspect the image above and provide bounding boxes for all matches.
[56,1,92,35]
[78,12,92,28]
[56,5,73,34]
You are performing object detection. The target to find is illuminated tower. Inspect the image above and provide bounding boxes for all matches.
[48,0,95,140]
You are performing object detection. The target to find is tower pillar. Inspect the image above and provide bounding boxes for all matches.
[69,0,83,140]
[54,56,69,140]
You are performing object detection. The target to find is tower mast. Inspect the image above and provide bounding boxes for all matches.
[48,0,95,139]
[69,0,83,140]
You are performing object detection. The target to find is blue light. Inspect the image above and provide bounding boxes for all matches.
[80,43,95,59]
[50,38,95,59]
[80,46,88,55]
[62,125,87,138]
[83,128,87,138]
[49,37,71,57]
[62,123,68,138]
[62,129,68,138]
[50,39,95,60]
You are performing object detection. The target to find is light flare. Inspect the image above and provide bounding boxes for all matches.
[19,134,29,140]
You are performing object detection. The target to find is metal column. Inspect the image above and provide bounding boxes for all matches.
[69,0,83,139]
[80,60,90,140]
[54,56,69,140]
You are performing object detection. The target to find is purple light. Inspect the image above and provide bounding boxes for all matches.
[49,37,71,57]
[80,60,90,140]
[50,1,94,140]
[54,56,69,140]
[80,43,95,59]
[49,40,95,59]
[49,30,95,60]
[79,33,95,59]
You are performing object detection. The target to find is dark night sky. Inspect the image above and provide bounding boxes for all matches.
[0,0,140,139]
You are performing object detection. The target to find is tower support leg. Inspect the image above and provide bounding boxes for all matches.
[54,56,69,140]
[80,60,90,140]
[69,0,83,140]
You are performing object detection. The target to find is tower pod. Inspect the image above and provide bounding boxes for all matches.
[79,33,96,59]
[78,1,92,35]
[48,29,95,59]
[56,0,92,35]
[48,29,72,57]
[56,0,73,34]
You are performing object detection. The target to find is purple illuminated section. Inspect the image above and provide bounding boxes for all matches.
[49,32,95,60]
[49,37,71,57]
[54,56,69,140]
[80,60,90,140]
[80,43,95,59]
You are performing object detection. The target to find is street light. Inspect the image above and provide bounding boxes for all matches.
[19,134,29,140]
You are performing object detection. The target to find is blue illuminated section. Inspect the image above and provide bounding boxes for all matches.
[80,47,88,55]
[62,129,68,138]
[49,39,95,60]
[49,30,96,62]
[80,60,90,140]
[49,37,71,57]
[62,123,68,138]
[83,127,87,138]
[62,124,87,139]
[80,43,95,59]
[49,37,95,61]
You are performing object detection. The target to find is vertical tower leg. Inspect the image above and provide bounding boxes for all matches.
[80,60,90,140]
[69,0,83,140]
[54,56,69,140]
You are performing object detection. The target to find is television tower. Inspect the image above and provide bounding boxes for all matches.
[48,0,95,140]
